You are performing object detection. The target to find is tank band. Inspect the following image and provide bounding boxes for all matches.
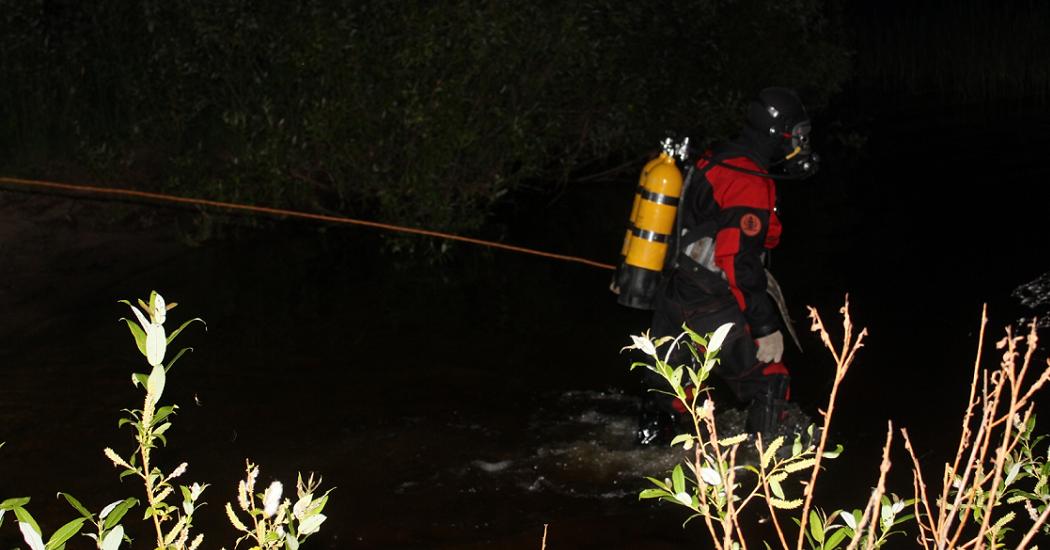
[632,227,669,243]
[640,189,680,207]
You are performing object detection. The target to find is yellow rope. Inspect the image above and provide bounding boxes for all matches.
[0,176,616,271]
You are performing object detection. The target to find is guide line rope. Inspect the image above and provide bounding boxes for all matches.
[0,176,616,271]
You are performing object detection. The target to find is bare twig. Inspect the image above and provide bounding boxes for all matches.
[797,296,867,550]
[845,423,894,550]
[936,306,987,539]
[725,445,749,550]
[901,429,936,550]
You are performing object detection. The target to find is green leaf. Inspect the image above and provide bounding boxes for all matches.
[164,347,193,372]
[153,405,178,426]
[132,373,148,388]
[45,518,86,550]
[769,479,785,499]
[823,444,844,459]
[58,493,93,519]
[670,366,683,391]
[118,316,148,357]
[670,433,693,449]
[166,318,205,345]
[824,527,850,549]
[639,488,671,500]
[687,367,700,389]
[103,499,138,531]
[645,476,670,491]
[672,464,686,494]
[14,506,41,537]
[683,325,707,347]
[298,513,326,535]
[1,497,31,510]
[809,510,824,544]
[658,361,674,382]
[893,513,915,527]
[309,491,332,517]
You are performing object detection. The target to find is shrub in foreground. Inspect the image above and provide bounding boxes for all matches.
[1,291,331,550]
[626,298,1050,549]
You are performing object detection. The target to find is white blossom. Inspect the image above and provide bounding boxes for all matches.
[263,481,283,518]
[625,333,657,357]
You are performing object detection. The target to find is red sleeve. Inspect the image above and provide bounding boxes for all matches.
[709,160,781,337]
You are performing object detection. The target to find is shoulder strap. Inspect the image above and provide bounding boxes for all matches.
[667,154,721,269]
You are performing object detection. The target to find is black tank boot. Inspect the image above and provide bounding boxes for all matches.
[746,374,790,440]
[635,396,679,446]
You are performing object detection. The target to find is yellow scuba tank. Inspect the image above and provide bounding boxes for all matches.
[615,138,687,309]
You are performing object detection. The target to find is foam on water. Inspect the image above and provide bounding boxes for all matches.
[458,388,816,501]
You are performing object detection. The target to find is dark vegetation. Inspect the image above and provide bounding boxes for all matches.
[0,0,850,241]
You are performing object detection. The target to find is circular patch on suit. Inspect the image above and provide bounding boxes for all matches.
[740,213,763,237]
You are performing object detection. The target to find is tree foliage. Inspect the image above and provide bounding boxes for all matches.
[0,0,849,235]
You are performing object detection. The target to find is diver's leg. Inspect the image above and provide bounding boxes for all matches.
[635,297,694,445]
[691,307,791,440]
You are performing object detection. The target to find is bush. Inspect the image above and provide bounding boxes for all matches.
[626,298,1050,549]
[1,291,331,549]
[0,0,849,237]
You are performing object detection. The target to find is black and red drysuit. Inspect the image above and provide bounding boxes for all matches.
[643,144,790,425]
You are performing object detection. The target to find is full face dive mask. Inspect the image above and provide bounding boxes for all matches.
[782,120,819,178]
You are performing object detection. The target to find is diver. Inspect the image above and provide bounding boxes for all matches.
[627,87,819,446]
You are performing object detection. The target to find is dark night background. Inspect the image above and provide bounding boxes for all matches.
[1,1,1048,549]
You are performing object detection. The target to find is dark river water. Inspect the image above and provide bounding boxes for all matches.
[1,104,1047,549]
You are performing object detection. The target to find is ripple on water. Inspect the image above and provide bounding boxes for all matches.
[460,388,817,501]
